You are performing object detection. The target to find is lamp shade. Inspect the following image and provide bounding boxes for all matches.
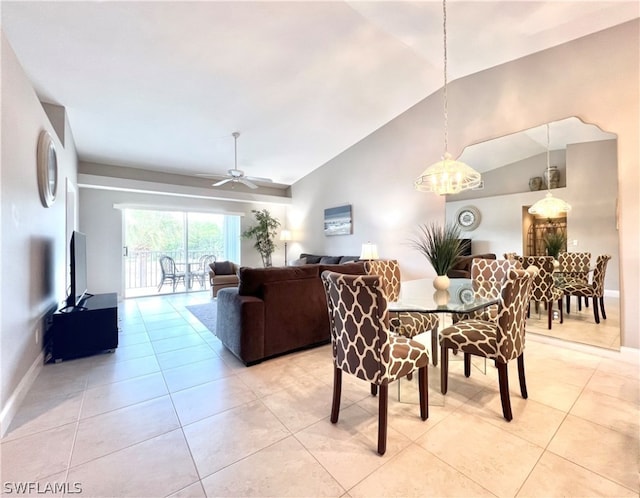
[414,153,482,195]
[280,229,292,242]
[360,242,379,260]
[527,192,572,218]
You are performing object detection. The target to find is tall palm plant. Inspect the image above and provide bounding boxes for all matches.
[242,209,281,267]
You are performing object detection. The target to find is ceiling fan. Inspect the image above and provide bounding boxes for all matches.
[200,132,272,190]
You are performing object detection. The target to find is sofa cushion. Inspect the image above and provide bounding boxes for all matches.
[319,256,341,264]
[318,262,366,276]
[300,253,322,264]
[339,256,359,264]
[288,257,307,267]
[239,265,319,297]
[212,261,235,275]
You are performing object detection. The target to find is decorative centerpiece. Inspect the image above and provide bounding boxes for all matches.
[242,209,281,267]
[411,222,464,290]
[543,230,566,268]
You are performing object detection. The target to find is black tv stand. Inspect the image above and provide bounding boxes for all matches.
[48,292,118,362]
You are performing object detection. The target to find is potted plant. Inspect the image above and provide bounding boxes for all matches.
[543,230,566,260]
[242,209,281,267]
[411,222,464,290]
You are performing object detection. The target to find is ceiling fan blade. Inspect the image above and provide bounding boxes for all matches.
[212,178,232,187]
[239,178,258,189]
[244,175,273,183]
[197,173,225,179]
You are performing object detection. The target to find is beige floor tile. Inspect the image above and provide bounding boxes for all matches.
[261,374,351,433]
[518,451,637,497]
[201,436,345,497]
[415,411,544,498]
[4,390,83,441]
[349,443,494,497]
[144,317,191,332]
[151,332,207,354]
[67,429,199,498]
[597,357,640,380]
[0,423,76,482]
[110,341,155,362]
[71,395,180,466]
[586,369,640,404]
[155,343,217,370]
[85,354,161,387]
[167,481,207,498]
[458,391,566,447]
[183,399,290,477]
[295,403,412,490]
[170,375,257,425]
[27,362,89,399]
[81,371,168,418]
[116,331,150,347]
[547,414,639,491]
[162,356,233,392]
[147,323,197,341]
[235,357,315,398]
[524,375,584,412]
[570,389,639,437]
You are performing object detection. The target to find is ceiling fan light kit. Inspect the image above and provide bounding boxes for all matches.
[208,131,272,190]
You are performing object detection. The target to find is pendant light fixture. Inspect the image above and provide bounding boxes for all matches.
[528,124,572,218]
[414,0,481,195]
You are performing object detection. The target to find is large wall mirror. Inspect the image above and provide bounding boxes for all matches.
[445,117,619,350]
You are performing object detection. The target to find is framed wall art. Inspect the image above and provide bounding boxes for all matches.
[324,204,352,236]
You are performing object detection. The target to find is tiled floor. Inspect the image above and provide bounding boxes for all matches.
[2,291,638,497]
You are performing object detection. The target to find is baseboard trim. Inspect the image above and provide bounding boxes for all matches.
[0,352,44,438]
[529,333,638,364]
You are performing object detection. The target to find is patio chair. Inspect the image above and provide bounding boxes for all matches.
[190,254,216,288]
[158,256,186,292]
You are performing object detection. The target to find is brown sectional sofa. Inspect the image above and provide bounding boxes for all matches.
[215,262,366,365]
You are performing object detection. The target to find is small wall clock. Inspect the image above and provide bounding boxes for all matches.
[455,205,481,231]
[37,130,58,207]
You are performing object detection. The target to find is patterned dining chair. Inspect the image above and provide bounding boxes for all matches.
[365,260,440,365]
[455,258,521,323]
[559,254,611,324]
[439,269,534,421]
[321,271,430,455]
[516,256,563,329]
[558,251,591,313]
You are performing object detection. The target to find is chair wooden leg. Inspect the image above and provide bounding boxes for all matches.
[599,297,607,320]
[441,342,449,394]
[418,365,429,421]
[593,297,600,324]
[331,367,342,423]
[558,299,564,324]
[565,295,571,314]
[431,327,438,367]
[371,384,378,396]
[517,354,528,399]
[377,384,388,455]
[464,353,471,378]
[547,303,553,329]
[578,296,583,311]
[497,361,513,422]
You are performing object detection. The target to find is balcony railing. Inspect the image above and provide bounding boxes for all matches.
[124,250,218,294]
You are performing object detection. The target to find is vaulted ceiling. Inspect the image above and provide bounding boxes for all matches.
[2,1,637,187]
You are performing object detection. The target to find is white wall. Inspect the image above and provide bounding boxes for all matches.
[0,34,78,433]
[291,20,639,348]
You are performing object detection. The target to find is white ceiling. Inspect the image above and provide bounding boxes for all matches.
[2,1,637,187]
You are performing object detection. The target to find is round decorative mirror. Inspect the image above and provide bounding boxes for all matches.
[37,130,58,207]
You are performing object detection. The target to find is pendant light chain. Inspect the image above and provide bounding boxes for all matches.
[546,123,550,191]
[443,0,448,153]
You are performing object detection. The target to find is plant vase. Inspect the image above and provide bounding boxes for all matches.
[433,275,450,291]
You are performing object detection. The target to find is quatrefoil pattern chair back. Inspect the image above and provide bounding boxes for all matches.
[322,271,429,385]
[558,252,591,284]
[516,256,562,302]
[364,259,438,339]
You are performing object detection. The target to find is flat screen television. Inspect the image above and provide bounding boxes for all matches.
[67,230,89,308]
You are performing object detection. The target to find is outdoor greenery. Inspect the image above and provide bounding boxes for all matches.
[543,230,567,259]
[125,210,223,256]
[411,222,464,276]
[242,209,280,267]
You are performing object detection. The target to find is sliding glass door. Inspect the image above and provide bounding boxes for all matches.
[123,209,240,298]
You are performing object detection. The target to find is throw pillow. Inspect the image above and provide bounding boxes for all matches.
[289,257,307,266]
[300,253,322,264]
[213,261,234,275]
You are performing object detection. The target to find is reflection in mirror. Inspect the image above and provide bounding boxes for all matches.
[445,117,619,350]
